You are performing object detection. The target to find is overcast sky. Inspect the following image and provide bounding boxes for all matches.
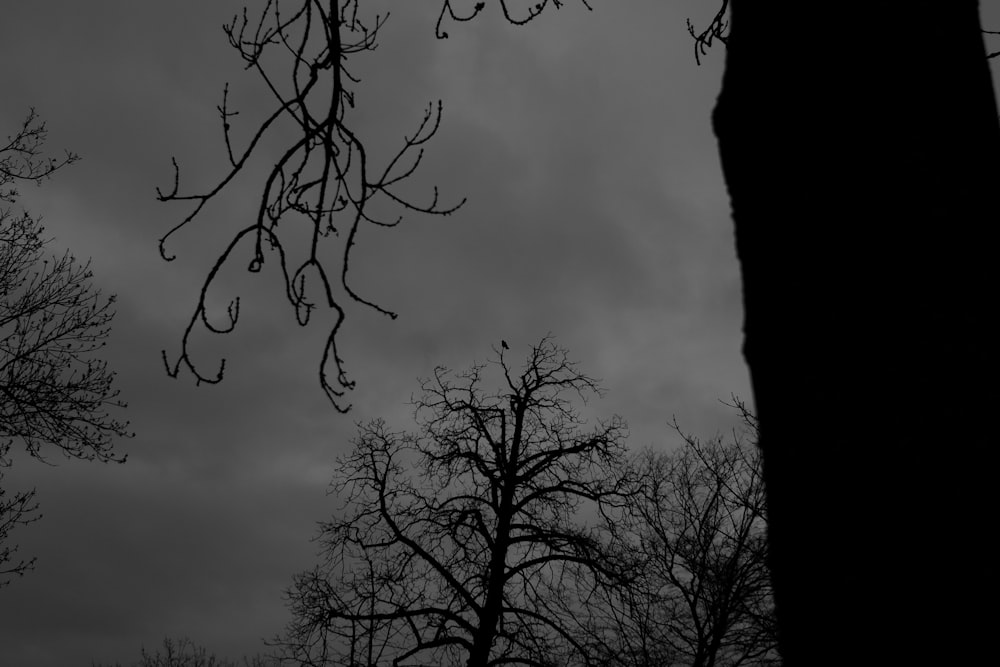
[2,2,997,665]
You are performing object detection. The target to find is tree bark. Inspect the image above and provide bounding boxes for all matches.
[714,2,998,663]
[466,398,523,667]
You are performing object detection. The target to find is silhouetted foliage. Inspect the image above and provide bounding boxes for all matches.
[89,636,280,667]
[566,400,778,667]
[0,110,131,586]
[277,338,632,666]
[158,0,463,411]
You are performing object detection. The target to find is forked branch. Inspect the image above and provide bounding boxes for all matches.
[158,0,464,411]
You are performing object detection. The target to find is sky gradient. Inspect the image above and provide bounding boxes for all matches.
[2,2,996,665]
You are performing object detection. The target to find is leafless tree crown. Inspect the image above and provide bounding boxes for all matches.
[278,338,632,666]
[1,110,131,586]
[575,400,778,667]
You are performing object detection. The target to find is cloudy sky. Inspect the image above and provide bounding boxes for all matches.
[3,2,996,665]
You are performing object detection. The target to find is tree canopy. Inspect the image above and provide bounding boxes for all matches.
[1,110,131,586]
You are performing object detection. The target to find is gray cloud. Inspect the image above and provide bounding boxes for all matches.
[0,1,767,664]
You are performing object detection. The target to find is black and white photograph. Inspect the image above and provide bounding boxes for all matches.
[2,2,997,665]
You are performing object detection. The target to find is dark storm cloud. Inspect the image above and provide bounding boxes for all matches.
[0,1,762,664]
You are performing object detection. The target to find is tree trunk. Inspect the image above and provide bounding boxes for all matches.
[713,2,998,663]
[467,403,523,667]
[467,516,510,667]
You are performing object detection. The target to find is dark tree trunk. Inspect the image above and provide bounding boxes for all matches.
[713,2,998,663]
[467,506,511,667]
[467,402,523,667]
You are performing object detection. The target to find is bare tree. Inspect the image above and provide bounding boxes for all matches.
[1,110,131,586]
[158,0,463,411]
[569,400,777,667]
[89,636,281,667]
[277,338,631,666]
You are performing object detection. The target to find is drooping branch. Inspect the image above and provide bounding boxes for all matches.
[687,2,1000,66]
[686,0,730,65]
[433,0,726,69]
[435,0,592,39]
[158,0,464,411]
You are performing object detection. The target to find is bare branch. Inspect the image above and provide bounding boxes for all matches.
[0,472,39,587]
[686,0,730,65]
[159,1,464,410]
[1,110,131,588]
[435,0,592,39]
[277,339,630,666]
[568,403,778,667]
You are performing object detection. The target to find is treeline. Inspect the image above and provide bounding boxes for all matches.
[97,340,777,667]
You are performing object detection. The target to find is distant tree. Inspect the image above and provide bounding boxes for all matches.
[158,0,463,411]
[277,338,632,666]
[568,400,777,667]
[89,636,280,667]
[0,109,131,586]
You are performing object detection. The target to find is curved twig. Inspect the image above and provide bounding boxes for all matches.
[158,0,464,411]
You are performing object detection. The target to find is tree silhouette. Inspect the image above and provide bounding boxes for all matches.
[434,3,1000,663]
[158,0,463,411]
[0,110,131,586]
[277,338,632,666]
[164,2,999,660]
[88,635,280,667]
[568,400,777,667]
